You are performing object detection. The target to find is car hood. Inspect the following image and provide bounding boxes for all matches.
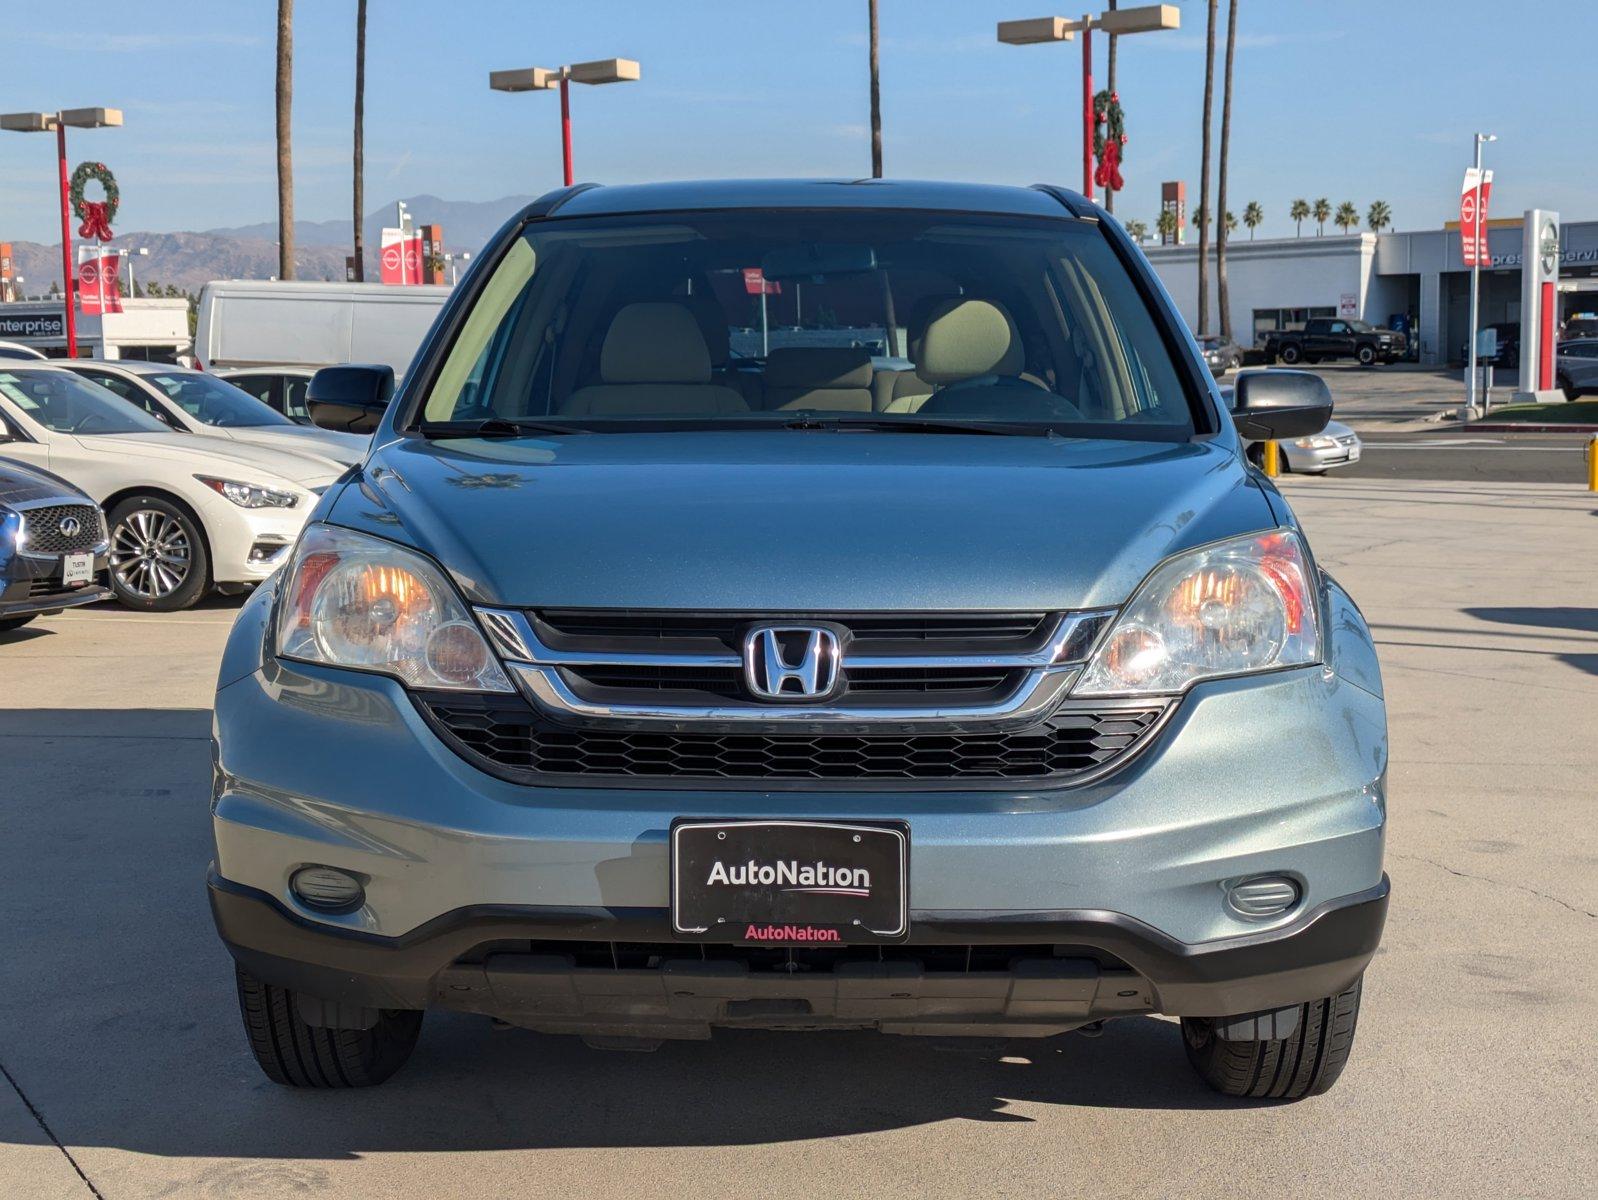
[0,455,91,506]
[71,432,342,487]
[217,426,367,468]
[325,431,1275,611]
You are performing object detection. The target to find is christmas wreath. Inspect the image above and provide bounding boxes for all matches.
[70,161,119,240]
[1092,90,1126,194]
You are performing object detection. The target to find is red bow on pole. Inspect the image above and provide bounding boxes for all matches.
[77,200,114,241]
[1094,138,1124,194]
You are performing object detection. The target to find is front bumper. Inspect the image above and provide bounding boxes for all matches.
[1,551,110,619]
[210,868,1389,1035]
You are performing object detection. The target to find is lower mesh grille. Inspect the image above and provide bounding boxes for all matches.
[419,693,1165,784]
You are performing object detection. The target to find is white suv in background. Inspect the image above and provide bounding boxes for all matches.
[0,364,342,611]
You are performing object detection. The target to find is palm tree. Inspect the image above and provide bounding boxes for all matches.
[1196,0,1218,335]
[1243,201,1264,239]
[1312,197,1331,236]
[1156,208,1178,244]
[1334,201,1360,234]
[868,0,882,177]
[1367,199,1392,232]
[1124,218,1148,241]
[1104,1,1118,214]
[351,0,366,282]
[275,0,294,280]
[1290,198,1310,237]
[1214,0,1238,339]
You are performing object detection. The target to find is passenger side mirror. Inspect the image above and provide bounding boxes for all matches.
[1229,369,1332,441]
[307,364,394,434]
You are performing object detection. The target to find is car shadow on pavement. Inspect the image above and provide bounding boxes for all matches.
[0,707,1262,1170]
[1464,607,1598,677]
[0,624,52,645]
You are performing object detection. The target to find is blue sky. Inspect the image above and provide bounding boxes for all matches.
[3,0,1593,244]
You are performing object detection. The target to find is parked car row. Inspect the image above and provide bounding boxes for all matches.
[0,363,366,614]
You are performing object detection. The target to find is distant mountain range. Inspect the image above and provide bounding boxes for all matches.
[5,193,535,294]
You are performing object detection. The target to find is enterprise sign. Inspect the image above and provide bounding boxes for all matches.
[0,312,65,340]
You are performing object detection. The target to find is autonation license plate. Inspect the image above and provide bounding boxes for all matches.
[62,553,93,586]
[671,819,909,945]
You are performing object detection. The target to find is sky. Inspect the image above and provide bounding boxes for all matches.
[3,0,1594,245]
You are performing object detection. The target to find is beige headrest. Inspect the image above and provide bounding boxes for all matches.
[917,299,1025,384]
[681,290,731,366]
[600,303,712,384]
[763,346,873,390]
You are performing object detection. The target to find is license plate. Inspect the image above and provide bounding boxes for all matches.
[61,553,93,586]
[671,819,909,944]
[1346,447,1361,462]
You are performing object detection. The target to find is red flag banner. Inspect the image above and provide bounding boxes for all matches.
[1459,168,1494,267]
[76,246,123,315]
[742,267,781,296]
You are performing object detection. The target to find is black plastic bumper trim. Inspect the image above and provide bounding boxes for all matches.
[208,868,1388,1020]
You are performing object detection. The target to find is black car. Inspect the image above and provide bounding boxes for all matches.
[1264,318,1406,366]
[0,456,111,632]
[1196,333,1244,377]
[1459,322,1520,368]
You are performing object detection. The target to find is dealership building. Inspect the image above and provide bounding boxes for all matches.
[0,298,192,361]
[1144,216,1598,364]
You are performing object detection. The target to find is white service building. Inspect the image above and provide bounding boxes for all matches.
[0,297,192,361]
[1145,217,1598,364]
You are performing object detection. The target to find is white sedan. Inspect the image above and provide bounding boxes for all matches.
[60,361,365,467]
[0,364,342,611]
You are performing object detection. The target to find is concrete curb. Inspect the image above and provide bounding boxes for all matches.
[1464,423,1598,433]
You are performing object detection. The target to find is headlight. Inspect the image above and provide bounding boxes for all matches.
[275,523,512,692]
[196,476,299,509]
[1074,530,1319,696]
[1294,435,1339,449]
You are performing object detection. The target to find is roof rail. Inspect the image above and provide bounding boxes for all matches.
[1030,184,1097,220]
[524,181,602,219]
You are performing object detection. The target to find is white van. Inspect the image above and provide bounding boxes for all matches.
[193,280,451,379]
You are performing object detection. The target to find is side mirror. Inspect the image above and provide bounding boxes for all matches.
[1230,369,1332,440]
[306,364,394,434]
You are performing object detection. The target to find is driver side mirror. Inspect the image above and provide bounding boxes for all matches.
[1229,369,1332,440]
[307,364,394,434]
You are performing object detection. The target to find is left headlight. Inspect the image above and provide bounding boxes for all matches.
[1073,530,1319,696]
[275,523,513,692]
[196,475,299,509]
[1294,434,1339,449]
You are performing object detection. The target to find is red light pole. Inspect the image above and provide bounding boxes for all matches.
[998,7,1178,203]
[2,107,124,359]
[489,59,640,187]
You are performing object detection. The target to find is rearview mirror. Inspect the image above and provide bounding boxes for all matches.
[1230,369,1332,441]
[761,242,877,282]
[307,364,394,434]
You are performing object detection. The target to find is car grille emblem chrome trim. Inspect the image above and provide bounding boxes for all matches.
[742,625,841,701]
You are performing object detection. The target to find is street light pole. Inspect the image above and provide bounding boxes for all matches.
[490,59,639,186]
[1465,132,1495,419]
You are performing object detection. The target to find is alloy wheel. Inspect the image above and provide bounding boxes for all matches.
[111,508,193,600]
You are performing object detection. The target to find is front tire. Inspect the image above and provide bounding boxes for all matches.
[107,495,210,612]
[1356,344,1376,366]
[1279,343,1303,366]
[235,966,422,1088]
[1181,977,1363,1100]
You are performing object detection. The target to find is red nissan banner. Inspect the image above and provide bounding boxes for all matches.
[76,246,123,315]
[742,267,781,295]
[1459,168,1493,267]
[379,227,424,285]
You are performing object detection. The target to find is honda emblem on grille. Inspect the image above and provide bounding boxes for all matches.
[743,625,842,701]
[57,515,82,538]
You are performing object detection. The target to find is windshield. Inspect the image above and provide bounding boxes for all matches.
[146,372,294,428]
[1347,320,1375,333]
[0,369,171,435]
[415,211,1198,439]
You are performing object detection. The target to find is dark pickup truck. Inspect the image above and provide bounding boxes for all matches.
[1264,318,1407,367]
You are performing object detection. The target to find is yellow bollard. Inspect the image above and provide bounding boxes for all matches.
[1588,434,1598,492]
[1262,439,1280,478]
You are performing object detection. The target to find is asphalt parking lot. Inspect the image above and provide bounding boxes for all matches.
[2,472,1596,1200]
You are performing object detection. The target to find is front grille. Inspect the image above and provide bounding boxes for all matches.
[20,504,104,556]
[462,939,1131,974]
[420,692,1165,784]
[537,609,1049,645]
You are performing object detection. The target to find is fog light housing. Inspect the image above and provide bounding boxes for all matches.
[290,866,365,912]
[1226,875,1301,919]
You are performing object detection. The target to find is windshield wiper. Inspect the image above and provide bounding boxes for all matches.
[780,414,1054,437]
[416,417,587,438]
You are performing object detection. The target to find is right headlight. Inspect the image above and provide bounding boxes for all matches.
[275,523,512,692]
[1073,530,1319,696]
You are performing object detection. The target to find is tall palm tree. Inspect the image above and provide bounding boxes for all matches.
[1366,199,1392,232]
[1290,198,1310,237]
[1196,0,1218,335]
[1243,200,1264,239]
[351,0,366,282]
[1156,208,1178,244]
[868,0,882,177]
[1124,218,1148,241]
[276,0,294,280]
[1104,1,1118,214]
[1312,197,1331,236]
[1334,201,1360,234]
[1214,0,1238,340]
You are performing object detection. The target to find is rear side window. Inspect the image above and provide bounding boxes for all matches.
[418,211,1196,438]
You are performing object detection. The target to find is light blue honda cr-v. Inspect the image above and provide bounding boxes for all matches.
[208,180,1387,1098]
